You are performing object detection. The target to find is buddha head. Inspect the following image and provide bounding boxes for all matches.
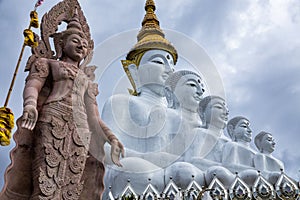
[164,70,205,111]
[122,0,178,97]
[136,50,175,96]
[227,116,252,144]
[198,96,228,130]
[254,131,275,154]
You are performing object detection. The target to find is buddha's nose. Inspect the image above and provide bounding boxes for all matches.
[197,87,205,96]
[225,109,229,116]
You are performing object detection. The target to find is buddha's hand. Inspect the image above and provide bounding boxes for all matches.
[110,139,125,167]
[21,105,38,131]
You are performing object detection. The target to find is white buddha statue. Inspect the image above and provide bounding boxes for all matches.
[188,96,230,170]
[164,70,205,128]
[162,70,205,156]
[254,131,284,180]
[102,1,179,197]
[204,115,260,188]
[101,0,178,155]
[222,116,256,172]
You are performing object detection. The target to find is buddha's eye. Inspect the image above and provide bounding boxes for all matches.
[187,83,196,87]
[150,57,164,65]
[152,60,164,64]
[186,80,198,87]
[214,105,223,109]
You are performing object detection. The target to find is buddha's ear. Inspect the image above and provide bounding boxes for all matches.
[199,112,206,128]
[227,124,234,140]
[164,86,173,108]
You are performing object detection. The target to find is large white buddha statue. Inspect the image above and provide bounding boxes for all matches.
[254,131,284,182]
[222,116,256,172]
[102,1,178,197]
[101,0,178,155]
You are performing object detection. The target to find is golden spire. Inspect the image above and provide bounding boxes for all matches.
[126,0,178,65]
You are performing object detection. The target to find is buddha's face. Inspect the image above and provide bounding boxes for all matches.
[205,98,228,130]
[261,133,275,154]
[233,119,252,143]
[173,74,204,112]
[138,50,174,96]
[63,33,88,62]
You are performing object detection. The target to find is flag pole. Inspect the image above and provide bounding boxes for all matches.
[1,0,43,146]
[3,4,40,107]
[4,43,26,107]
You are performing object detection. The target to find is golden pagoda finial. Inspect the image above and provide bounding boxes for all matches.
[126,0,178,65]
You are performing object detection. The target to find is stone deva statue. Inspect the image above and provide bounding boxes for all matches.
[0,1,124,199]
[101,0,177,155]
[254,131,284,173]
[222,116,256,171]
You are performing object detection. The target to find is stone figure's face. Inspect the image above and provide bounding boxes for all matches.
[63,33,88,62]
[233,119,252,143]
[138,50,174,96]
[261,133,275,153]
[205,98,228,129]
[173,74,204,111]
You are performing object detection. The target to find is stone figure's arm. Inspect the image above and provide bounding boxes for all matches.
[85,82,124,166]
[22,58,49,130]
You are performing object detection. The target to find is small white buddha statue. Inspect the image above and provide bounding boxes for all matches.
[162,70,205,156]
[254,131,284,173]
[188,96,230,170]
[222,116,256,172]
[164,70,205,128]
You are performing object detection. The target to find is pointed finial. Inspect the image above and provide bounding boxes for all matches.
[67,7,82,32]
[145,0,156,12]
[126,0,178,65]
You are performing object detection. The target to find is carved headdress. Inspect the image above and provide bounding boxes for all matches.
[126,0,178,66]
[25,0,94,71]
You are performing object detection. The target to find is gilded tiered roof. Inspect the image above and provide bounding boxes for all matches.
[126,0,178,65]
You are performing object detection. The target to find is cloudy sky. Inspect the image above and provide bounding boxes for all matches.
[1,0,300,188]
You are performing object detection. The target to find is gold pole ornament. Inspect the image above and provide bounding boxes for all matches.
[0,107,14,146]
[1,0,44,146]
